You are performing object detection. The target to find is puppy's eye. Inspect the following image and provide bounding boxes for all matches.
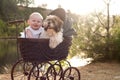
[51,20,55,24]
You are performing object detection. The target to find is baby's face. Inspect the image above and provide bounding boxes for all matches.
[28,15,42,30]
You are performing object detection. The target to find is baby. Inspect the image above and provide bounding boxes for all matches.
[21,12,44,38]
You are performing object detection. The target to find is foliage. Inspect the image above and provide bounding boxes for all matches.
[18,7,47,20]
[70,13,120,61]
[0,0,18,21]
[0,19,8,36]
[110,16,120,61]
[0,39,17,65]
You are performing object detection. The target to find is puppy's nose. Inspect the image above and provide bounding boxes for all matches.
[48,22,50,25]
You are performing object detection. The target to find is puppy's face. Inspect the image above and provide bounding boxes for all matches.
[43,15,63,33]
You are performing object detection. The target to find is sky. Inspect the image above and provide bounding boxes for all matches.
[32,0,120,15]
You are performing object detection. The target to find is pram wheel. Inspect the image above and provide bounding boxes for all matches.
[46,63,63,80]
[28,62,51,80]
[11,59,33,80]
[62,67,81,80]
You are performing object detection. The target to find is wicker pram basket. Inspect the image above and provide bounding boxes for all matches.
[18,37,72,63]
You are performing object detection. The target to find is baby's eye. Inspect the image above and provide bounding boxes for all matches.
[37,21,42,23]
[32,20,36,22]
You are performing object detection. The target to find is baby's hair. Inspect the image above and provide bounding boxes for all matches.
[29,12,43,20]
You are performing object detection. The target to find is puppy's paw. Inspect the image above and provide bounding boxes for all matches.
[49,37,58,49]
[47,29,56,37]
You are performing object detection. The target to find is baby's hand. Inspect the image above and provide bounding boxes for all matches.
[26,29,33,38]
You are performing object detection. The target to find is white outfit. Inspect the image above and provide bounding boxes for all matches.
[20,26,44,38]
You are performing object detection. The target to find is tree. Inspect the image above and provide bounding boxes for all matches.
[71,0,120,61]
[94,0,115,59]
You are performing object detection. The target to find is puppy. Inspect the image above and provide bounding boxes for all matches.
[41,15,64,49]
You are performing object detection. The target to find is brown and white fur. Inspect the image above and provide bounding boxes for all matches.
[40,15,64,49]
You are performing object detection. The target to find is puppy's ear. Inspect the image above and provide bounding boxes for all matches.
[56,19,63,32]
[42,22,48,31]
[44,27,48,31]
[55,24,63,32]
[42,25,48,31]
[55,27,60,32]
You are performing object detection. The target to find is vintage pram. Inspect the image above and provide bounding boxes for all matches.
[11,37,80,80]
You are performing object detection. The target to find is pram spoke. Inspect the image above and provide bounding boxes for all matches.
[28,62,51,80]
[46,63,63,80]
[62,67,81,80]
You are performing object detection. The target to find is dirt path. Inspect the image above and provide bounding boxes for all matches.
[0,62,120,80]
[79,62,120,80]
